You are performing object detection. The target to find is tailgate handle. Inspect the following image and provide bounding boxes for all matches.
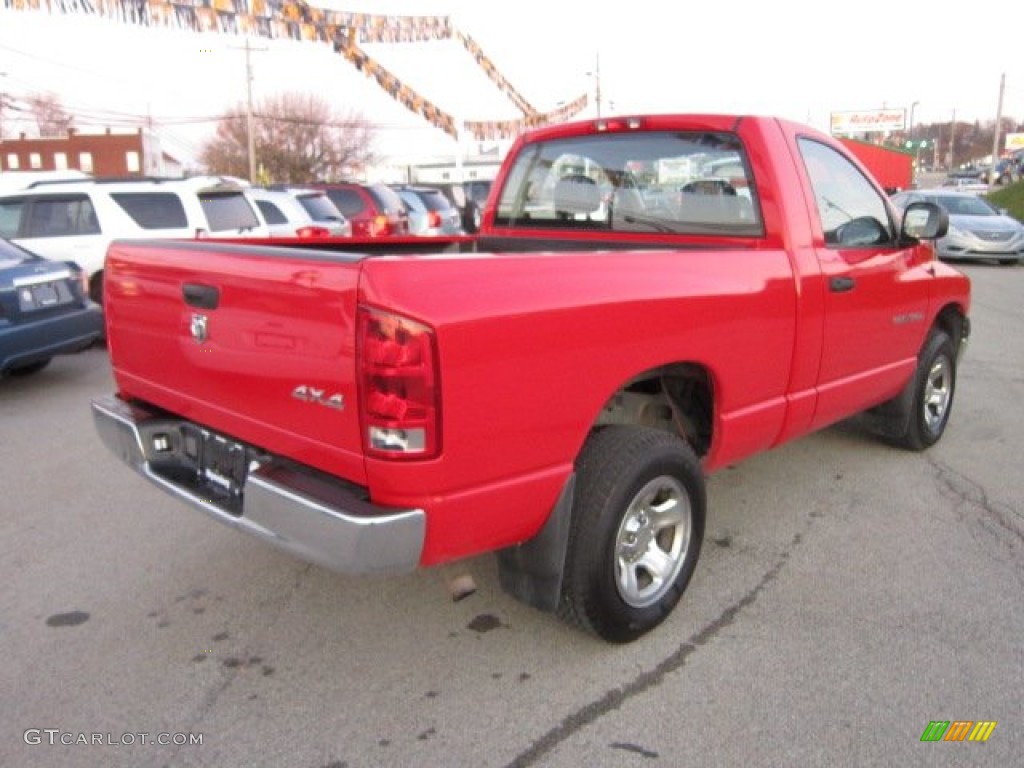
[183,283,220,310]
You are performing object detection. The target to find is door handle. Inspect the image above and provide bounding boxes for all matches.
[183,283,220,309]
[829,276,856,293]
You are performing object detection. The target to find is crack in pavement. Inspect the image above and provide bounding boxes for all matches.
[168,562,315,763]
[929,456,1024,551]
[503,531,803,768]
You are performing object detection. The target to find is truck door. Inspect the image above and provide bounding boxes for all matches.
[797,137,933,430]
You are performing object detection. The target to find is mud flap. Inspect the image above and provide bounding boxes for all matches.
[496,475,575,613]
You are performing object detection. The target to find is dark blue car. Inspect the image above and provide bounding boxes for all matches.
[0,237,103,376]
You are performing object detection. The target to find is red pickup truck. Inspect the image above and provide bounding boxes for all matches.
[93,115,970,642]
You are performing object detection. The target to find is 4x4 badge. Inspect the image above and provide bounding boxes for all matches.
[190,313,208,343]
[292,385,344,410]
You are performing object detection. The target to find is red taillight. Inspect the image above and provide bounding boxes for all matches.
[426,211,442,229]
[370,214,391,237]
[296,225,330,238]
[357,307,440,459]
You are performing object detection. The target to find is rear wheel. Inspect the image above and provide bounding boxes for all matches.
[559,426,705,643]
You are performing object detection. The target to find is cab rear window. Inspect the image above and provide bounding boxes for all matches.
[494,130,763,237]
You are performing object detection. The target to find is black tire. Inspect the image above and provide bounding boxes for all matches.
[462,201,481,234]
[89,271,104,306]
[890,329,957,451]
[559,426,705,643]
[8,359,51,376]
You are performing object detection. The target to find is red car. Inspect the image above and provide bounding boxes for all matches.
[310,182,409,238]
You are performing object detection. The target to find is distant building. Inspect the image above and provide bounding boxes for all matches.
[0,128,183,177]
[408,157,504,185]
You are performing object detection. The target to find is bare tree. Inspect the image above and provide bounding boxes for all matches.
[199,93,376,183]
[28,92,75,137]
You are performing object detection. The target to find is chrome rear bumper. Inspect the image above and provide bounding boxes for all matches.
[91,394,425,574]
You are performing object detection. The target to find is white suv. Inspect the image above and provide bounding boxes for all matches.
[0,176,268,303]
[245,187,352,238]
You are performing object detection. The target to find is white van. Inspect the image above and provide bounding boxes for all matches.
[0,176,268,304]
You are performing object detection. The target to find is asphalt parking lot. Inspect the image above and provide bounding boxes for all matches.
[2,263,1022,768]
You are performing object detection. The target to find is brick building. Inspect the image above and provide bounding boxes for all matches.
[0,128,181,177]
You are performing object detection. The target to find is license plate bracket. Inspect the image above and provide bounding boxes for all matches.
[198,432,248,498]
[17,280,72,311]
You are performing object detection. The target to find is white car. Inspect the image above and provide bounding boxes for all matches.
[0,176,268,304]
[939,176,989,195]
[892,190,1024,265]
[245,187,352,238]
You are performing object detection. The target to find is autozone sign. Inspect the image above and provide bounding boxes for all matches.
[830,109,906,135]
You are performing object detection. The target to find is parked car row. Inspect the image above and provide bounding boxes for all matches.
[0,175,499,307]
[0,175,270,304]
[0,173,495,378]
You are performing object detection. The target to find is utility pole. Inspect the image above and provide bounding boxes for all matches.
[244,37,257,183]
[990,73,1006,186]
[230,38,267,182]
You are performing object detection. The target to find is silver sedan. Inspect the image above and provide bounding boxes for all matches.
[892,190,1024,265]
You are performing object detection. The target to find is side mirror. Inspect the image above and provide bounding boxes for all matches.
[901,201,948,241]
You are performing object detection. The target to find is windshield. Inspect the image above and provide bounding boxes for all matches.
[494,130,762,236]
[929,195,998,217]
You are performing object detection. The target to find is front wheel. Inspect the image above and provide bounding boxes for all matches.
[891,329,957,451]
[559,426,705,643]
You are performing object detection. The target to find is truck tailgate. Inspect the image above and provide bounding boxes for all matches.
[104,239,368,484]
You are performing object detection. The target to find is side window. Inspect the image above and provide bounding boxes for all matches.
[798,138,893,247]
[111,193,189,229]
[25,196,100,238]
[0,199,26,238]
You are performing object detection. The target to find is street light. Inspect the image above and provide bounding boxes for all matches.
[908,100,919,140]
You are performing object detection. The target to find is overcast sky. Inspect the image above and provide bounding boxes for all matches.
[0,1,1021,166]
